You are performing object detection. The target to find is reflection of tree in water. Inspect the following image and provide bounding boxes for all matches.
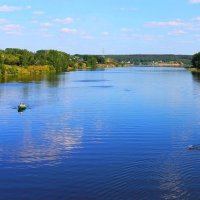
[0,74,63,88]
[0,74,44,83]
[45,74,62,88]
[22,85,31,97]
[191,72,200,83]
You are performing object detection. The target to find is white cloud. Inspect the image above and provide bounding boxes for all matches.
[193,16,200,21]
[40,22,53,27]
[190,0,200,3]
[0,23,23,35]
[168,30,186,36]
[122,33,163,41]
[82,35,95,39]
[145,21,185,27]
[61,28,77,33]
[120,28,133,32]
[0,5,31,12]
[54,17,73,24]
[33,11,46,15]
[0,18,7,23]
[195,34,200,40]
[31,20,39,24]
[102,32,109,36]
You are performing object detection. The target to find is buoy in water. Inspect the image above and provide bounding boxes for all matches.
[18,103,27,112]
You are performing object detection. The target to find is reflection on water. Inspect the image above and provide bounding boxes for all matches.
[74,79,109,83]
[89,85,113,88]
[0,73,61,86]
[1,67,200,199]
[192,72,200,83]
[19,128,83,165]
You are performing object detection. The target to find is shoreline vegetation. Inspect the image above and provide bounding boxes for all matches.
[188,52,200,73]
[0,48,197,78]
[187,68,200,73]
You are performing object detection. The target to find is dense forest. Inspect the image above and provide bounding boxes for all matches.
[105,54,192,66]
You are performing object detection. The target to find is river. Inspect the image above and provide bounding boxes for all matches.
[0,67,200,200]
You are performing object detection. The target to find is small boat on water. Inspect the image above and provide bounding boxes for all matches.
[18,103,27,112]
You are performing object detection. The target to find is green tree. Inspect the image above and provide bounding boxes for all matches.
[0,54,5,76]
[192,52,200,69]
[86,56,97,69]
[35,50,70,72]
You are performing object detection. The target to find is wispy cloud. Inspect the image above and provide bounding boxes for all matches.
[193,16,200,21]
[40,22,53,27]
[0,5,31,12]
[122,33,163,41]
[120,28,133,32]
[33,10,46,15]
[0,23,23,35]
[0,18,8,23]
[54,17,73,24]
[145,17,200,37]
[61,28,77,34]
[102,31,109,36]
[168,30,186,36]
[145,20,185,27]
[190,0,200,3]
[195,34,200,40]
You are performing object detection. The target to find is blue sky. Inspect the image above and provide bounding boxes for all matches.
[0,0,200,54]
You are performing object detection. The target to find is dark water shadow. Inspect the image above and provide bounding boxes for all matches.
[74,79,109,83]
[191,72,200,83]
[89,86,113,88]
[124,89,132,92]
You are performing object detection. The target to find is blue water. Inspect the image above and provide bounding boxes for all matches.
[1,67,200,200]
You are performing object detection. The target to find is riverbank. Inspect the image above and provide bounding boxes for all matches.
[0,63,186,78]
[187,67,200,73]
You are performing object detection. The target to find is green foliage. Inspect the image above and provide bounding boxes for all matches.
[35,50,70,72]
[4,48,34,66]
[76,55,105,64]
[0,48,193,77]
[0,48,95,76]
[192,52,200,69]
[86,56,97,69]
[105,54,192,66]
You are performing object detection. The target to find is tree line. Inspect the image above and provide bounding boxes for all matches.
[105,54,192,66]
[0,48,199,77]
[0,48,106,76]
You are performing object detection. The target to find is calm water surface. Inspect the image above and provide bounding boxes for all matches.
[1,67,200,200]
